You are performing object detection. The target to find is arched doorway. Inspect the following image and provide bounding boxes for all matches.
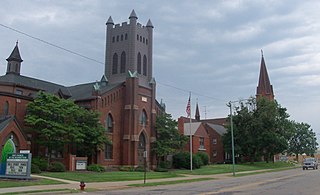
[138,133,146,167]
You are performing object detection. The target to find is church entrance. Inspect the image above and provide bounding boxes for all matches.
[138,133,146,167]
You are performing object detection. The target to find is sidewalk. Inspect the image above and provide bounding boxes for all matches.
[0,169,280,194]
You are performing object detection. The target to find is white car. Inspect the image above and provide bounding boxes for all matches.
[302,158,318,170]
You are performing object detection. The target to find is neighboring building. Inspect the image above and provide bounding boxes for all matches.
[0,10,164,169]
[178,103,227,164]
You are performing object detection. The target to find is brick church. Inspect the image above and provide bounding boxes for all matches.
[0,10,164,169]
[178,51,274,164]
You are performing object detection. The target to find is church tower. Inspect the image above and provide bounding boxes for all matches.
[256,51,274,100]
[6,42,23,75]
[104,10,154,87]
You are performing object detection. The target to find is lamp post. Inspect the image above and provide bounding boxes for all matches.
[227,98,255,177]
[227,101,236,177]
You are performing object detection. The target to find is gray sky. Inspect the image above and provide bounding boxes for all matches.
[1,0,319,139]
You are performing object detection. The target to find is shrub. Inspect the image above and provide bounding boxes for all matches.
[31,163,41,174]
[196,152,209,166]
[135,166,147,172]
[87,164,105,172]
[172,152,189,169]
[173,152,203,169]
[48,161,66,172]
[119,166,135,171]
[32,157,48,171]
[154,167,169,172]
[159,161,171,169]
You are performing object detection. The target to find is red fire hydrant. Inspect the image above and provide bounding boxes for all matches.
[80,181,86,191]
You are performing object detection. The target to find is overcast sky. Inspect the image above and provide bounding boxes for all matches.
[1,0,319,139]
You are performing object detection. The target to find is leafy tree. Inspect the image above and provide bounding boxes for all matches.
[153,113,187,167]
[223,97,291,163]
[25,92,108,163]
[287,122,318,161]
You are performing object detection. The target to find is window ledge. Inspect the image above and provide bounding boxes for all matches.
[198,148,206,151]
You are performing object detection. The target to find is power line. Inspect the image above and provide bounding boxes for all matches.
[157,81,226,102]
[0,23,104,65]
[1,23,228,103]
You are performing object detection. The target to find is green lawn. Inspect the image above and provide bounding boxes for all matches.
[175,161,296,175]
[40,171,182,183]
[0,178,65,188]
[38,162,296,182]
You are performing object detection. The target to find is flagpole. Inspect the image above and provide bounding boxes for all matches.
[189,92,192,172]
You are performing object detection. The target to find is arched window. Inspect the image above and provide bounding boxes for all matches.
[140,110,147,126]
[121,34,123,41]
[143,55,147,76]
[3,101,9,115]
[105,114,113,132]
[112,53,118,74]
[139,133,146,149]
[125,34,128,40]
[137,53,141,74]
[120,51,126,73]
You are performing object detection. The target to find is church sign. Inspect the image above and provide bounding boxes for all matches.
[5,153,32,179]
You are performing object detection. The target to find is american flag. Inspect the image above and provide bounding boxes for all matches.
[186,96,191,117]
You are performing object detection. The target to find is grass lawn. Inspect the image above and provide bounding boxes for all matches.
[40,171,183,183]
[0,178,65,188]
[175,161,297,175]
[129,178,215,187]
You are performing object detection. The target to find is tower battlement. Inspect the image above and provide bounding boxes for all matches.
[104,10,154,87]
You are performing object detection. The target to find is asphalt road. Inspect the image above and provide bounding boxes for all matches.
[83,168,320,195]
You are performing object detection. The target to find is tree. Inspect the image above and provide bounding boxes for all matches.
[25,92,108,163]
[152,113,187,167]
[287,122,318,161]
[223,97,291,163]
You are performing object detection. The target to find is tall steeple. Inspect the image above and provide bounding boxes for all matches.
[6,41,23,75]
[256,50,274,100]
[195,101,200,121]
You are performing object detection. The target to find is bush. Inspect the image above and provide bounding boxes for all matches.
[31,163,41,174]
[154,167,168,172]
[172,152,189,169]
[158,161,171,169]
[48,161,66,172]
[196,152,209,166]
[119,166,135,171]
[87,164,105,172]
[172,152,202,169]
[32,157,48,171]
[135,166,147,172]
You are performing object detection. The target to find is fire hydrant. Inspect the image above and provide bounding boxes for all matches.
[80,181,86,191]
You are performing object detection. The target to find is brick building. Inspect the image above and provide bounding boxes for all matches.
[178,103,227,164]
[0,10,164,169]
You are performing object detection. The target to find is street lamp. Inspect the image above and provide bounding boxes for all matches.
[227,101,236,177]
[227,98,255,177]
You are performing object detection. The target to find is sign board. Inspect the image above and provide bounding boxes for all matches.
[76,160,87,170]
[5,153,31,179]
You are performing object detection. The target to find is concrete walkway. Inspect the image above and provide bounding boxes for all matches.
[0,169,282,194]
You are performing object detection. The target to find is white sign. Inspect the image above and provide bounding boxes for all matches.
[76,160,87,170]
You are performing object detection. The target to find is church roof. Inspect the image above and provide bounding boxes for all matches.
[146,19,154,28]
[256,53,274,97]
[67,82,122,101]
[129,9,138,19]
[0,73,71,97]
[6,42,23,62]
[0,116,13,133]
[106,16,114,25]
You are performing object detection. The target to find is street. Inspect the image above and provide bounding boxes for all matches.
[82,168,320,195]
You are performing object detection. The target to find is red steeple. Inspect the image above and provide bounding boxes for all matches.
[256,50,274,100]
